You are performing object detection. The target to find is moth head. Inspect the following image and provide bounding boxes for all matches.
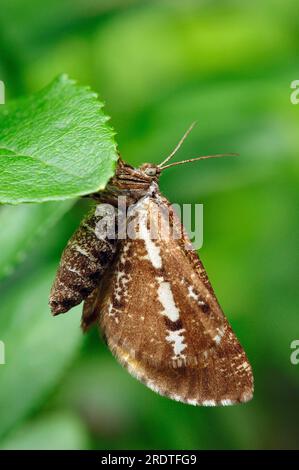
[139,163,161,179]
[114,123,237,193]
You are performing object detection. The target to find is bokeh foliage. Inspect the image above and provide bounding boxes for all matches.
[0,0,298,449]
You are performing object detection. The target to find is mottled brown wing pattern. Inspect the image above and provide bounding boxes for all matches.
[91,192,253,406]
[49,206,118,315]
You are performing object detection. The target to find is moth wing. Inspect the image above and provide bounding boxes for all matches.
[96,194,253,406]
[81,286,103,332]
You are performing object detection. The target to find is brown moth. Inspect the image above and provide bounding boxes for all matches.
[50,125,253,406]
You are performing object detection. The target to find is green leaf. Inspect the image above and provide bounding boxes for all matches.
[0,200,74,280]
[0,74,118,204]
[0,266,83,439]
[0,412,88,450]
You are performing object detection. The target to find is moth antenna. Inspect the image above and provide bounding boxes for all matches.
[158,122,197,168]
[159,153,239,171]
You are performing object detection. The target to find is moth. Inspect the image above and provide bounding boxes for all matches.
[50,124,253,406]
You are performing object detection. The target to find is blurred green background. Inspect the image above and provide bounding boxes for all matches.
[0,0,299,450]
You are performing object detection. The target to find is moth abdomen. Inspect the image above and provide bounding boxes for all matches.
[49,206,118,316]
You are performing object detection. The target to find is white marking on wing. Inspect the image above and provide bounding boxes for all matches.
[138,210,162,269]
[213,326,225,345]
[120,242,130,264]
[112,243,132,303]
[241,390,253,402]
[202,400,216,406]
[107,302,119,323]
[115,269,130,302]
[66,265,81,275]
[187,399,198,406]
[157,279,180,322]
[242,361,250,369]
[73,244,97,263]
[221,399,234,406]
[166,329,186,359]
[171,394,184,403]
[213,334,222,344]
[187,285,205,305]
[147,380,161,395]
